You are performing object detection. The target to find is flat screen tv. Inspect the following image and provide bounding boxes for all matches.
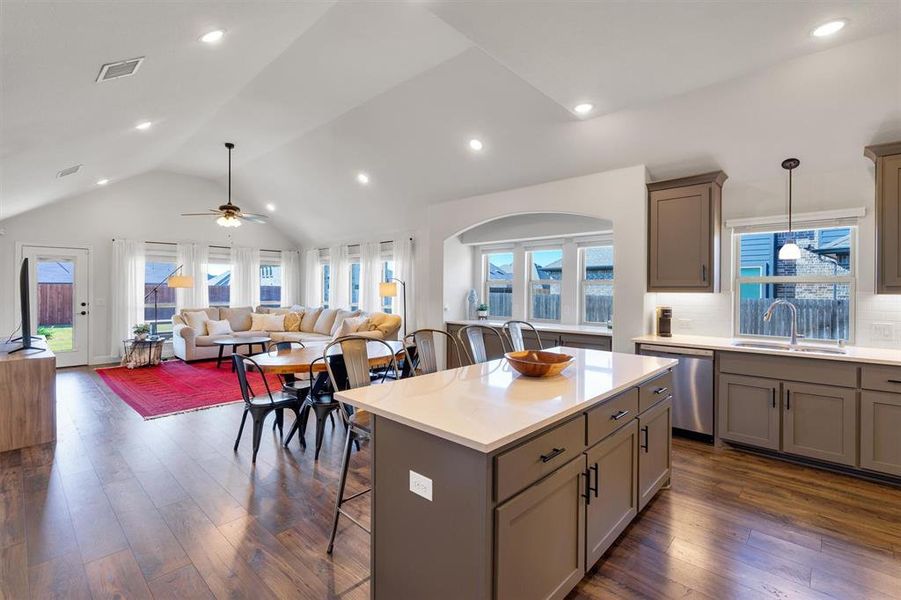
[9,258,38,353]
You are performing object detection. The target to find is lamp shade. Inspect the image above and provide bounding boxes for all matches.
[379,282,398,297]
[167,275,195,288]
[778,242,801,261]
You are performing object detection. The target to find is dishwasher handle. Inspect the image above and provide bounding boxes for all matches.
[638,344,714,358]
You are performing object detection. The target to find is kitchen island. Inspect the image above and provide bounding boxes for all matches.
[335,347,677,600]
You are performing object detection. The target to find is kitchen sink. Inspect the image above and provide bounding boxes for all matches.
[731,341,847,355]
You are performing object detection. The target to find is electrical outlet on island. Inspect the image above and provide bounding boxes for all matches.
[409,470,433,501]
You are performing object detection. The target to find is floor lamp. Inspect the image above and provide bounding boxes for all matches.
[144,264,194,338]
[378,278,407,338]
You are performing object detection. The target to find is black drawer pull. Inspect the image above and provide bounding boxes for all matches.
[640,426,649,452]
[771,388,776,408]
[610,410,630,421]
[540,447,565,463]
[786,390,791,411]
[887,379,901,384]
[590,463,599,498]
[653,386,669,395]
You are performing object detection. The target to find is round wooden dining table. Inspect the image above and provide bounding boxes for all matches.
[249,339,407,375]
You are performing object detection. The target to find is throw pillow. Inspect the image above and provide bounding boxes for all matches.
[300,307,322,332]
[206,319,233,336]
[313,308,339,335]
[283,312,302,332]
[330,309,363,335]
[250,313,269,332]
[332,318,378,341]
[262,313,285,332]
[183,311,210,335]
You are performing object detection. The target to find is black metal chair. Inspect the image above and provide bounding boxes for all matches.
[232,354,302,464]
[502,320,545,352]
[326,336,400,554]
[283,354,342,459]
[405,328,462,375]
[457,324,507,365]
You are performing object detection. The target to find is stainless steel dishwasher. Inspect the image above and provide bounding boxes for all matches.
[637,344,714,440]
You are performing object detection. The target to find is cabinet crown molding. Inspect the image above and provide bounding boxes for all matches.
[864,141,901,162]
[647,170,728,192]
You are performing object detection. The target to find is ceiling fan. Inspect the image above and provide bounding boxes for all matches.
[181,142,268,228]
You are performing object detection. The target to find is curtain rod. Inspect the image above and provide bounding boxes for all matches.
[111,239,284,253]
[314,236,414,252]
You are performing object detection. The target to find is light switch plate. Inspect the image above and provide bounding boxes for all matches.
[409,470,432,501]
[871,322,895,340]
[677,318,694,331]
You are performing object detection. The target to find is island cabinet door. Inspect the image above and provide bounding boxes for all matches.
[782,382,857,466]
[495,456,586,600]
[585,420,639,568]
[638,397,672,511]
[718,373,780,450]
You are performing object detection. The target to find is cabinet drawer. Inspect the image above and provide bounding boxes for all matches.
[586,388,638,446]
[718,352,857,388]
[861,364,901,393]
[495,416,586,503]
[639,371,673,413]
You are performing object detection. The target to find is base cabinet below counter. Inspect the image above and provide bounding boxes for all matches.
[718,373,780,450]
[861,391,901,477]
[782,382,857,466]
[638,398,672,511]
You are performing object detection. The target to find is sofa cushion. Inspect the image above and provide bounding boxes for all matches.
[367,312,402,339]
[313,308,339,335]
[183,311,210,335]
[332,316,371,340]
[329,309,362,335]
[219,307,253,332]
[250,313,285,332]
[300,307,322,332]
[194,334,227,346]
[206,319,233,336]
[284,312,302,332]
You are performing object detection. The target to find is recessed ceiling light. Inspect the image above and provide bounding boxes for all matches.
[135,121,152,131]
[468,138,484,151]
[96,178,109,186]
[265,203,276,212]
[573,103,594,115]
[812,19,846,37]
[356,172,370,185]
[200,30,225,44]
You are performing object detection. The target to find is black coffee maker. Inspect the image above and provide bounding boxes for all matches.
[656,306,672,337]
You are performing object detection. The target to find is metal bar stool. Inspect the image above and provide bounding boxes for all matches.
[406,328,462,375]
[457,324,507,365]
[502,320,545,352]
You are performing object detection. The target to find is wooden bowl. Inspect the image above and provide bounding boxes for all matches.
[505,350,574,378]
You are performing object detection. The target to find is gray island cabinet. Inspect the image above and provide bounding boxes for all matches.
[336,347,676,600]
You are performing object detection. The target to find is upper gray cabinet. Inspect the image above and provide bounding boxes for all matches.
[647,171,727,292]
[865,141,901,294]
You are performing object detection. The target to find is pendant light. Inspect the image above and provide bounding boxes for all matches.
[778,158,802,260]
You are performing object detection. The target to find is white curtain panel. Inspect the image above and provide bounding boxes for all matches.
[280,250,301,307]
[393,236,414,331]
[302,249,322,307]
[230,246,260,308]
[329,244,350,309]
[176,243,209,309]
[360,241,382,313]
[110,239,145,358]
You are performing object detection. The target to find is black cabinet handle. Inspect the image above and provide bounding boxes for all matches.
[771,388,776,408]
[591,463,599,498]
[610,410,630,421]
[582,469,592,505]
[701,264,707,281]
[786,390,791,411]
[887,379,901,384]
[654,387,668,395]
[540,447,565,463]
[640,426,649,452]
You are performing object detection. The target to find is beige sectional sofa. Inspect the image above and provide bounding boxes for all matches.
[171,305,402,362]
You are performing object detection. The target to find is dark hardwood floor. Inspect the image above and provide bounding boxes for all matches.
[1,366,900,599]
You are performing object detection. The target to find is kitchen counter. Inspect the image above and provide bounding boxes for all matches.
[633,334,901,367]
[335,347,676,600]
[446,319,612,337]
[336,347,673,452]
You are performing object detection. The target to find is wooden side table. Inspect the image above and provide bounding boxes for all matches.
[122,337,165,368]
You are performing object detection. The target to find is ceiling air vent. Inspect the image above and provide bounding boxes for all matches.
[96,57,144,82]
[56,165,82,178]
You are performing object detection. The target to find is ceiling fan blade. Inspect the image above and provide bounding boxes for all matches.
[237,213,268,224]
[181,213,219,216]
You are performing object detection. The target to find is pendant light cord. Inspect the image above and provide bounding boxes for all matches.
[228,144,232,205]
[788,166,792,234]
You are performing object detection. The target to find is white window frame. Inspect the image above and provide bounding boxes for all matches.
[143,243,178,338]
[481,248,514,319]
[731,225,857,343]
[527,246,563,323]
[259,250,281,307]
[207,247,232,308]
[578,245,614,326]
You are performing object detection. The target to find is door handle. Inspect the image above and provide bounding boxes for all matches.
[540,447,565,463]
[610,410,630,421]
[771,388,776,408]
[640,426,649,452]
[701,264,707,281]
[582,469,592,505]
[80,302,87,307]
[590,463,599,498]
[786,390,791,411]
[80,310,88,316]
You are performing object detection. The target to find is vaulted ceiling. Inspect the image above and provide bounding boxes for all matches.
[2,1,899,245]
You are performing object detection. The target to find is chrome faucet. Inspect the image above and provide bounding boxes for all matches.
[763,300,800,346]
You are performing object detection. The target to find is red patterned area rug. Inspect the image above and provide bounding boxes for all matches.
[96,359,281,419]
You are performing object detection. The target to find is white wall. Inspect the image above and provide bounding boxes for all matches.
[424,165,651,353]
[459,213,613,245]
[0,170,297,363]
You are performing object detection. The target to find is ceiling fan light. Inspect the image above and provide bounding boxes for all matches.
[778,241,801,260]
[216,215,241,228]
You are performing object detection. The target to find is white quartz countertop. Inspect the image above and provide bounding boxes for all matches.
[335,347,676,453]
[446,320,612,337]
[632,334,901,367]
